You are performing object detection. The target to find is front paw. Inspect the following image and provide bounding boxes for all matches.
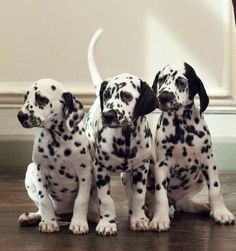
[96,219,117,236]
[18,212,41,226]
[211,207,235,225]
[39,219,60,233]
[150,215,170,232]
[130,216,150,231]
[69,220,89,235]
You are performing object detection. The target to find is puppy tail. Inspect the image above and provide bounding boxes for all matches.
[88,28,103,96]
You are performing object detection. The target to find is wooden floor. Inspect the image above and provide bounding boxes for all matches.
[0,170,236,251]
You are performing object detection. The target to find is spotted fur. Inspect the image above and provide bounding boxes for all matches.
[17,79,99,234]
[147,62,235,231]
[86,30,158,235]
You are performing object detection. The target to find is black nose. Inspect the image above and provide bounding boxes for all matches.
[158,91,174,104]
[17,111,29,123]
[102,110,117,125]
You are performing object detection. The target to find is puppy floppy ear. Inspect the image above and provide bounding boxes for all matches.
[62,92,85,131]
[99,80,108,111]
[133,81,158,118]
[152,71,160,94]
[184,63,209,114]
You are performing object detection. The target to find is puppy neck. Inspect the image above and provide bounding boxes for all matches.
[164,101,201,120]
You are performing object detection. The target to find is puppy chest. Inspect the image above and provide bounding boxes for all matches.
[168,164,202,190]
[96,132,152,162]
[42,165,79,200]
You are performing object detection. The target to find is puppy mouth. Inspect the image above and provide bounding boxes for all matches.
[158,102,182,112]
[20,118,43,128]
[102,119,133,129]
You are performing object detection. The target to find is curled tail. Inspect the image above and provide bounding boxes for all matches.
[88,29,103,96]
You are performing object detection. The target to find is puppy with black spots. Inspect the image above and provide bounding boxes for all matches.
[17,79,98,234]
[86,29,158,235]
[146,62,235,231]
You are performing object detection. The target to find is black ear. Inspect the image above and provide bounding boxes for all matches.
[99,81,108,111]
[62,92,85,131]
[133,81,158,118]
[184,63,209,114]
[152,71,160,94]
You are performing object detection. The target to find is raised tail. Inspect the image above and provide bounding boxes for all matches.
[88,28,103,96]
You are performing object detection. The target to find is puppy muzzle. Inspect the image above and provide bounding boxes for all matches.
[102,109,133,128]
[17,111,43,128]
[157,91,181,111]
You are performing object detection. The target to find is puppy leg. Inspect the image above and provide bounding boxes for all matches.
[94,161,117,236]
[201,156,235,224]
[129,161,150,231]
[87,186,100,224]
[25,163,59,232]
[69,162,92,234]
[150,161,170,232]
[175,178,210,215]
[18,163,41,226]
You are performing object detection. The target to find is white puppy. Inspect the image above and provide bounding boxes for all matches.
[17,79,98,234]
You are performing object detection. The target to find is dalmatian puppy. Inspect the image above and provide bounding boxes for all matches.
[86,30,158,235]
[17,79,97,234]
[146,62,235,231]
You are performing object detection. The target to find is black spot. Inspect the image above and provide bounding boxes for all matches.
[96,179,107,188]
[64,149,71,156]
[162,179,168,189]
[66,173,74,179]
[38,146,44,153]
[47,144,54,156]
[51,85,56,91]
[214,181,219,187]
[59,170,65,175]
[163,118,169,126]
[133,172,143,184]
[186,134,194,146]
[80,148,86,154]
[49,165,54,170]
[182,147,187,157]
[74,142,81,147]
[194,117,199,124]
[156,184,161,190]
[137,189,143,194]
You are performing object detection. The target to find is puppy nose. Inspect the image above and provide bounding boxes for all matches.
[17,111,29,123]
[102,110,117,125]
[158,91,173,104]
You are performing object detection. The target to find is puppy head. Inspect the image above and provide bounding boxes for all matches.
[152,62,209,113]
[17,79,84,130]
[99,73,158,128]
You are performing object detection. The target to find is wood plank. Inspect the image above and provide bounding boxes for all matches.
[0,173,235,251]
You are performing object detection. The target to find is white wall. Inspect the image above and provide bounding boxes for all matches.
[0,0,235,100]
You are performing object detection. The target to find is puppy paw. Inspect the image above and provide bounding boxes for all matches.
[39,219,60,233]
[211,207,235,225]
[130,216,150,231]
[150,215,170,232]
[96,220,117,236]
[18,212,41,226]
[69,220,89,235]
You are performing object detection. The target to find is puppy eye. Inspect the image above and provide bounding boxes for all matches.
[121,91,133,103]
[103,90,111,101]
[35,94,49,106]
[176,77,187,89]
